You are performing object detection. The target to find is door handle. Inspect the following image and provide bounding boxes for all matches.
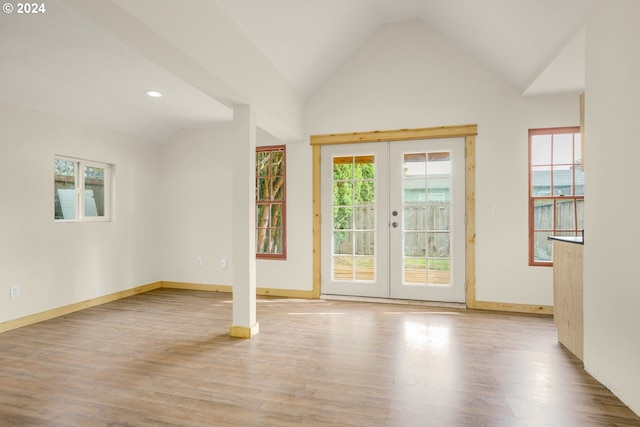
[391,222,398,228]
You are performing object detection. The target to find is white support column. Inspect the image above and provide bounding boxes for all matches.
[229,105,259,338]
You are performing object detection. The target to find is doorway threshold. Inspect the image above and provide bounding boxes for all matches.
[321,294,466,309]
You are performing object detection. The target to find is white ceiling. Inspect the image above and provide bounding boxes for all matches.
[0,0,233,143]
[0,0,595,143]
[215,0,595,98]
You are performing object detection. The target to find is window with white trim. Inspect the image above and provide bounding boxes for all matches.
[54,156,112,221]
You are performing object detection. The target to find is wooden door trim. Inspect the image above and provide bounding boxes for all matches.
[310,124,478,307]
[310,124,478,146]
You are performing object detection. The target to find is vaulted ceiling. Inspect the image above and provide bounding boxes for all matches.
[215,0,594,97]
[0,0,595,143]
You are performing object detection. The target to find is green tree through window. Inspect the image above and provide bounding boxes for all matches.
[332,155,376,281]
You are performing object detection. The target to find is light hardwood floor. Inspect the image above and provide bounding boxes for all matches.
[1,289,638,427]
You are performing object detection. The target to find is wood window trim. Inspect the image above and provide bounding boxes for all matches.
[256,145,287,260]
[528,127,583,267]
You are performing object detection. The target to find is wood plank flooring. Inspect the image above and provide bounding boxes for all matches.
[1,289,639,427]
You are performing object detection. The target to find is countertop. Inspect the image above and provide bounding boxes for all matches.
[549,235,584,245]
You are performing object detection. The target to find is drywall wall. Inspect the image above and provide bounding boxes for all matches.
[304,18,579,306]
[583,0,640,415]
[160,126,234,286]
[160,126,311,291]
[0,103,162,324]
[255,128,313,291]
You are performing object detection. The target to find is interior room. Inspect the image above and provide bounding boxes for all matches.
[1,0,639,424]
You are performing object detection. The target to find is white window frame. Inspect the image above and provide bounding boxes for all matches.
[54,156,113,222]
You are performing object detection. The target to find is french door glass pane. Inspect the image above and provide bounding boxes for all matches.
[427,204,450,230]
[428,232,450,258]
[354,206,374,229]
[332,155,375,282]
[333,158,353,180]
[333,181,353,206]
[404,231,425,257]
[355,231,374,255]
[355,257,374,281]
[355,181,374,204]
[404,206,424,230]
[428,259,451,285]
[402,152,452,287]
[333,256,353,281]
[333,231,351,254]
[333,207,352,230]
[404,258,426,285]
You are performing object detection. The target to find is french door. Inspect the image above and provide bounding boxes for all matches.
[321,138,465,302]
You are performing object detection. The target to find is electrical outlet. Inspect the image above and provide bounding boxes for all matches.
[10,285,20,299]
[220,259,227,269]
[196,258,203,267]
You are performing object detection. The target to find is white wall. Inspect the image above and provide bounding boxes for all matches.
[0,103,162,324]
[255,128,313,291]
[160,126,311,291]
[305,18,579,306]
[583,0,640,415]
[160,126,234,286]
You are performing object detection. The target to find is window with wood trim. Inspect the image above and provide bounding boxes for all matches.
[529,127,583,266]
[256,145,286,259]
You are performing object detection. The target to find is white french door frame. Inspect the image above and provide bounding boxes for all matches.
[388,139,466,302]
[310,125,478,307]
[320,143,390,298]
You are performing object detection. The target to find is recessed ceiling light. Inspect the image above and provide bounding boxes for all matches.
[146,90,162,98]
